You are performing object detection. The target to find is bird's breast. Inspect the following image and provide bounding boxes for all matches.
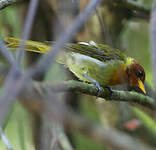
[108,64,126,85]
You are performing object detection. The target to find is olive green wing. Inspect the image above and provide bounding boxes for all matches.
[64,43,127,63]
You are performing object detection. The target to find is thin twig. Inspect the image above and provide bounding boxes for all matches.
[16,0,39,64]
[0,66,22,127]
[150,1,156,89]
[0,127,13,150]
[0,39,15,65]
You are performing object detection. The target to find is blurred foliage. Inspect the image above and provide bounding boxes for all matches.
[0,6,21,37]
[121,21,152,86]
[0,103,33,150]
[73,131,107,150]
[0,0,155,150]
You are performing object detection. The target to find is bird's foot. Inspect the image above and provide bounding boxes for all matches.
[83,74,102,96]
[101,85,113,94]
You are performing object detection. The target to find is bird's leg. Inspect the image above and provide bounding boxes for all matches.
[83,74,102,96]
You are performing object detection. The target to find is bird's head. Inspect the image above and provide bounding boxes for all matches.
[124,58,146,94]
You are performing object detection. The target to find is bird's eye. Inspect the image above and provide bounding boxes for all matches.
[137,70,143,79]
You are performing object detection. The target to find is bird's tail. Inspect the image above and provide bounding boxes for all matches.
[4,37,69,65]
[4,37,51,54]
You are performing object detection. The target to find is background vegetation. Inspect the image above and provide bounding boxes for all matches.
[0,0,155,150]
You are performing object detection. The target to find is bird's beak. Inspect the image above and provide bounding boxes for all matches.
[138,79,146,94]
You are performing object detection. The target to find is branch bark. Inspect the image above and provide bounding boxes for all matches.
[17,80,155,114]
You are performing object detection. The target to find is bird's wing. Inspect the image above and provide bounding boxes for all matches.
[64,43,127,63]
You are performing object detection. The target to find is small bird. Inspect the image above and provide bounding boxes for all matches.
[4,37,146,94]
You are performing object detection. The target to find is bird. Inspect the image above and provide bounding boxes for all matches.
[4,37,146,94]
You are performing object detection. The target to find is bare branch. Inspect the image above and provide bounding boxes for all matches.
[0,39,15,65]
[0,0,22,10]
[16,80,154,115]
[111,0,150,20]
[0,66,22,127]
[16,0,39,64]
[150,1,156,89]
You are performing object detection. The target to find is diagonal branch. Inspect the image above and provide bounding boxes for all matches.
[16,0,39,64]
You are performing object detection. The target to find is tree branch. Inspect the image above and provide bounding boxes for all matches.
[113,0,150,20]
[17,80,155,114]
[0,0,22,10]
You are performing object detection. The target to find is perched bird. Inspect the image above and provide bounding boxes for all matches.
[4,37,146,94]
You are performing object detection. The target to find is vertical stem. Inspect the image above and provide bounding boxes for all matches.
[150,2,156,88]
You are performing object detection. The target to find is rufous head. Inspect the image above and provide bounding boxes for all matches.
[124,61,146,94]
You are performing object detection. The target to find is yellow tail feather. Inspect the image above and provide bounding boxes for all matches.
[4,37,51,54]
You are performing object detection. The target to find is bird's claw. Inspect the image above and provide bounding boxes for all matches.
[101,85,113,94]
[83,74,102,96]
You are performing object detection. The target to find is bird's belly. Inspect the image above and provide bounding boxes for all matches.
[66,53,123,86]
